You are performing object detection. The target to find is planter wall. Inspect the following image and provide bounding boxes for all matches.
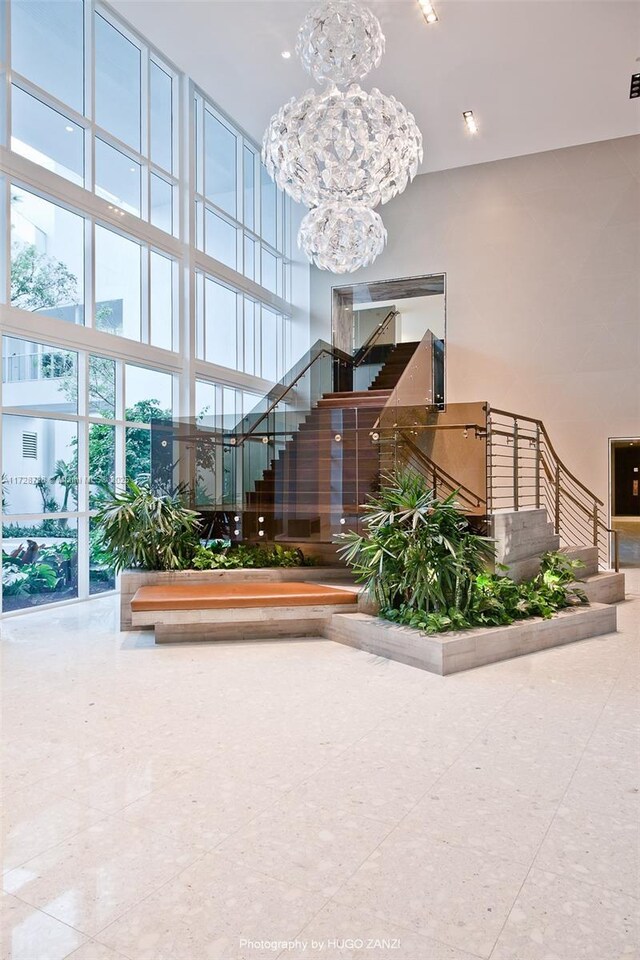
[326,602,617,675]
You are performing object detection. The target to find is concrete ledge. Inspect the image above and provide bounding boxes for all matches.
[326,602,617,675]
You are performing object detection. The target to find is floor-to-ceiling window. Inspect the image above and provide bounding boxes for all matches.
[0,0,296,614]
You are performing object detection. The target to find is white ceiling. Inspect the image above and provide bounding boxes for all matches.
[110,0,640,173]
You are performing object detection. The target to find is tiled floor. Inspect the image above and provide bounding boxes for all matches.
[1,573,639,960]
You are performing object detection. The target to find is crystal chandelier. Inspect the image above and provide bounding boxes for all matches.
[298,201,387,274]
[263,1,423,274]
[296,1,385,86]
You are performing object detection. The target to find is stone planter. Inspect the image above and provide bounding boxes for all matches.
[120,566,355,631]
[326,602,617,675]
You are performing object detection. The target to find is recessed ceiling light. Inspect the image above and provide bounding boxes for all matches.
[129,166,136,172]
[463,110,478,135]
[418,0,438,24]
[65,125,74,132]
[281,50,291,59]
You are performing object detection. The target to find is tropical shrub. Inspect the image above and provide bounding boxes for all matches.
[93,480,200,572]
[337,470,588,636]
[192,543,312,570]
[385,552,588,634]
[1,537,78,607]
[337,470,494,615]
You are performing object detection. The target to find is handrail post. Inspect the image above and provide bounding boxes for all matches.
[535,423,541,509]
[554,463,561,535]
[486,412,492,515]
[613,530,619,573]
[592,502,598,548]
[513,419,519,511]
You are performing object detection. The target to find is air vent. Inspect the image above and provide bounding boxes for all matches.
[22,431,38,459]
[631,73,640,99]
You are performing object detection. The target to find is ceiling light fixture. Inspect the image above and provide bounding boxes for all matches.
[418,0,438,24]
[263,1,422,273]
[630,73,640,99]
[281,50,291,59]
[463,110,478,135]
[65,125,74,132]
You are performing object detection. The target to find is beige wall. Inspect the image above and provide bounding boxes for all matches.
[310,135,640,509]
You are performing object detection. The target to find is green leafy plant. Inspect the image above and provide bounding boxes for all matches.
[1,560,60,597]
[192,542,311,570]
[93,480,200,572]
[337,469,494,615]
[385,551,588,634]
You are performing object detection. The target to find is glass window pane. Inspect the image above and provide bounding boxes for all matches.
[150,174,173,234]
[125,427,150,483]
[1,414,77,514]
[244,235,256,282]
[195,271,205,358]
[204,111,236,216]
[243,146,255,230]
[150,252,173,351]
[205,209,236,269]
[205,279,236,368]
[243,299,255,375]
[195,379,216,421]
[89,355,116,418]
[11,0,84,113]
[11,186,84,322]
[261,248,277,294]
[90,516,115,595]
[95,139,141,216]
[95,226,141,340]
[2,337,77,413]
[125,365,173,422]
[260,166,277,247]
[2,518,78,612]
[88,422,115,507]
[261,307,278,381]
[11,86,84,186]
[95,14,141,151]
[276,190,285,253]
[150,61,172,172]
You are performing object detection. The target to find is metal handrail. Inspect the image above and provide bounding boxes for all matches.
[487,406,619,571]
[233,346,347,447]
[395,431,486,509]
[490,407,604,506]
[352,309,399,367]
[236,311,399,448]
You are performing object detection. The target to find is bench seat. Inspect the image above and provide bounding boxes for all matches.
[130,580,358,643]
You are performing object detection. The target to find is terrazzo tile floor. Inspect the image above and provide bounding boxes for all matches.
[1,572,639,960]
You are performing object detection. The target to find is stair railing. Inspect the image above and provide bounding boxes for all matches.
[352,309,399,367]
[232,341,353,448]
[234,314,400,449]
[392,430,486,511]
[487,407,619,571]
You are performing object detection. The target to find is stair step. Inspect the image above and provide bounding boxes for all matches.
[563,544,599,576]
[321,390,391,400]
[580,571,625,604]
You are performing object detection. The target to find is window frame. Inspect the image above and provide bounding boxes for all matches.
[0,0,297,616]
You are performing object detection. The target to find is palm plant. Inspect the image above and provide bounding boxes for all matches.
[93,480,201,572]
[337,469,494,615]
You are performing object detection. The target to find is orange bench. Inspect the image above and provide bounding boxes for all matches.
[130,581,358,643]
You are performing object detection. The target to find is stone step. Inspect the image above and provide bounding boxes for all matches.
[563,544,599,576]
[579,571,625,604]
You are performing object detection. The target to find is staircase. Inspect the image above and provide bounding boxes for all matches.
[367,341,420,390]
[243,341,424,542]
